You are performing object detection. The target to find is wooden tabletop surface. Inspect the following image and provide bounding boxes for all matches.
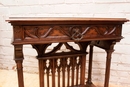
[6,17,129,22]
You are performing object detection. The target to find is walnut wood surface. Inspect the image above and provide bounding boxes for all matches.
[7,17,128,25]
[7,17,128,87]
[7,17,128,45]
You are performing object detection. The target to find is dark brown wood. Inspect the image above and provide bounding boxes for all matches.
[104,41,116,87]
[6,17,128,25]
[9,24,124,45]
[7,17,128,87]
[14,45,24,87]
[52,59,56,87]
[39,60,45,87]
[35,42,88,87]
[57,59,61,87]
[86,45,94,85]
[67,58,71,87]
[80,55,86,85]
[62,58,66,87]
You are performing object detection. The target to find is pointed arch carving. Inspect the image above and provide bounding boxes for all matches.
[32,41,90,58]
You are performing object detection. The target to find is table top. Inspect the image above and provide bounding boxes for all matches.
[6,17,128,22]
[6,17,129,25]
[7,17,129,44]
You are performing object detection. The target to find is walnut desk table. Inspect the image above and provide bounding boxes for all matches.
[7,17,128,87]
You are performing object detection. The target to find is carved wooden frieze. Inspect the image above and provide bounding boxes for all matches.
[13,25,122,43]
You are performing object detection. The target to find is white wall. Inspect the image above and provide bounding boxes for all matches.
[0,0,130,87]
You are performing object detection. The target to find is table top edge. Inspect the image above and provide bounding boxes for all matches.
[6,17,129,22]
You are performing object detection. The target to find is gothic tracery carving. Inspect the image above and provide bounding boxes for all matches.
[17,25,121,41]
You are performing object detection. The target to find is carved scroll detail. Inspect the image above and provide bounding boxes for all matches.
[104,26,116,35]
[23,25,121,40]
[24,27,40,38]
[41,28,53,38]
[70,26,83,41]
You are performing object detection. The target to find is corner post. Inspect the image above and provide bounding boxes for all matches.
[86,45,94,85]
[14,45,24,87]
[104,41,116,87]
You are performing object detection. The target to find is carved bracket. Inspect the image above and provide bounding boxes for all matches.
[14,45,24,61]
[32,42,89,58]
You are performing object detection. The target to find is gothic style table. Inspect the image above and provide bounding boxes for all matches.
[7,17,128,87]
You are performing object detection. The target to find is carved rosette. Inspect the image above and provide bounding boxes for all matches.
[69,26,83,41]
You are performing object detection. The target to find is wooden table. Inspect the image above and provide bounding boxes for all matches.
[6,17,128,87]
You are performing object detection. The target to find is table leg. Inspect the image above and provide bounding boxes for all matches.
[86,45,93,85]
[86,45,96,87]
[104,50,114,87]
[14,45,24,87]
[104,41,115,87]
